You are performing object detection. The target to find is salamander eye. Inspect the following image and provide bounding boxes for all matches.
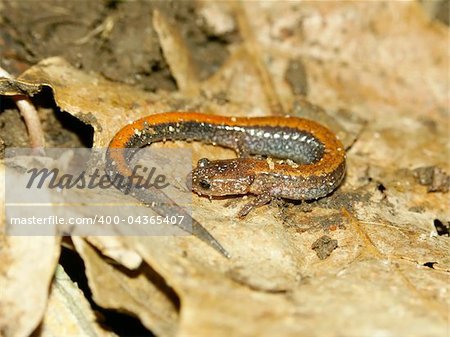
[199,179,211,190]
[198,158,210,168]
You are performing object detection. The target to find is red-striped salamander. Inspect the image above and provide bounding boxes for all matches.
[106,112,346,258]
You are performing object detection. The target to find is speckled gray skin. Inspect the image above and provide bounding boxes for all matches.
[123,121,325,164]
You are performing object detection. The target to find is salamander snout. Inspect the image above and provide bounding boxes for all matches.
[191,158,254,197]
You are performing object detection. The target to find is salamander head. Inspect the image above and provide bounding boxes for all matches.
[191,158,254,196]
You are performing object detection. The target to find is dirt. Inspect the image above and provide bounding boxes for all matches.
[311,235,338,260]
[285,58,308,96]
[0,0,237,149]
[413,166,450,192]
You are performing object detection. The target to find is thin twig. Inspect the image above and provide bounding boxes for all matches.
[233,2,285,116]
[0,66,46,153]
[153,9,201,96]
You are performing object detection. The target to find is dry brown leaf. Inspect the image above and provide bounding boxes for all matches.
[0,2,449,337]
[0,164,60,337]
[37,265,117,337]
[72,237,178,337]
[0,235,60,337]
[84,236,142,270]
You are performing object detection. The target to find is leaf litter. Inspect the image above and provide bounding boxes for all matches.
[0,2,448,337]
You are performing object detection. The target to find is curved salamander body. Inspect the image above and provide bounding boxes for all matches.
[106,112,346,257]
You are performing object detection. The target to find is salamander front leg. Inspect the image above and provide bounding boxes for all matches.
[238,193,272,218]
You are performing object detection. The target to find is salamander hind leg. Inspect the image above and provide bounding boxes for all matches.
[238,193,272,218]
[235,136,251,158]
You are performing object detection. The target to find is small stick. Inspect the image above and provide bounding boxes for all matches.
[0,67,45,153]
[233,3,285,116]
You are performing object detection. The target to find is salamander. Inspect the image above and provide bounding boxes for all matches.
[106,112,346,258]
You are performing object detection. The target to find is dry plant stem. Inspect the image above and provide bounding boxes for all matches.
[13,96,46,153]
[233,2,285,115]
[152,9,201,96]
[0,67,46,152]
